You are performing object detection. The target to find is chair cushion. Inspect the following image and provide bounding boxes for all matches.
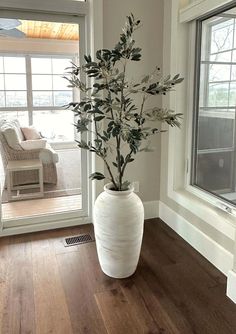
[2,125,22,150]
[21,126,41,140]
[20,139,47,150]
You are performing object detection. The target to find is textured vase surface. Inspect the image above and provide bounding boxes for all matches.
[93,183,144,278]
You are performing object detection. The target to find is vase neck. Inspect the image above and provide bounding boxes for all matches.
[104,183,134,196]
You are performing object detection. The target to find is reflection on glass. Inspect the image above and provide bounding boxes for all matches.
[211,19,234,54]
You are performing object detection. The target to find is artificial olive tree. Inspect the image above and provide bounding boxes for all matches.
[65,14,183,191]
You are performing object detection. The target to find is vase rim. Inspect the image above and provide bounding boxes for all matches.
[104,183,134,195]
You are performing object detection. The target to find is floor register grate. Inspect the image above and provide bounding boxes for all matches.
[63,234,94,247]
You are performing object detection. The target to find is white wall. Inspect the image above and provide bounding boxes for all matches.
[103,0,163,202]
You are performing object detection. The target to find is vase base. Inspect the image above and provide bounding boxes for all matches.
[100,266,137,279]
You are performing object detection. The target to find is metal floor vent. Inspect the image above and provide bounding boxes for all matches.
[63,234,94,247]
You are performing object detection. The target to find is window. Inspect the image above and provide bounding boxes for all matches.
[192,5,236,206]
[0,55,75,142]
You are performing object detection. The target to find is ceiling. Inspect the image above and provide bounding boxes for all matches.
[18,20,79,41]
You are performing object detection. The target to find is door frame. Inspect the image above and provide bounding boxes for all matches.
[0,0,104,236]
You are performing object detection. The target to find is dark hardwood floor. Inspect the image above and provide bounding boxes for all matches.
[0,218,236,334]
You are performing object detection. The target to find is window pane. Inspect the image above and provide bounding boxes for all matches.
[53,75,70,90]
[33,110,74,142]
[209,64,231,82]
[32,75,52,90]
[0,57,3,73]
[0,111,28,126]
[0,91,5,107]
[31,58,52,74]
[193,9,236,205]
[198,116,234,150]
[52,58,72,74]
[33,91,53,106]
[195,152,233,192]
[6,91,27,107]
[229,82,236,106]
[5,74,26,90]
[4,57,26,73]
[210,51,231,62]
[208,83,229,107]
[211,20,234,54]
[54,91,72,106]
[0,74,4,90]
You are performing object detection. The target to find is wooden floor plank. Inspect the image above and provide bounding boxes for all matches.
[30,234,73,334]
[1,236,36,334]
[0,219,236,334]
[119,279,161,333]
[0,237,9,330]
[135,260,195,334]
[56,244,108,334]
[95,287,144,334]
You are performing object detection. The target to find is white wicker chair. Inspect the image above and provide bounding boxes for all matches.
[0,120,58,186]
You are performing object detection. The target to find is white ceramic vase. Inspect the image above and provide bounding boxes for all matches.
[93,183,144,278]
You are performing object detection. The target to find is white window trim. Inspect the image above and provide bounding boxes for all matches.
[163,0,236,242]
[180,0,234,23]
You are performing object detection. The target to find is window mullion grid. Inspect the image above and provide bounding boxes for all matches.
[2,57,6,108]
[26,55,33,125]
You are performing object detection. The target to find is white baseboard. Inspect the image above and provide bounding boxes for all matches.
[143,200,159,219]
[159,201,234,277]
[227,270,236,303]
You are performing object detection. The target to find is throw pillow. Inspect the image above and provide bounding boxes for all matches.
[21,126,41,140]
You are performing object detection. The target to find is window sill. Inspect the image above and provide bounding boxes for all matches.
[167,185,236,240]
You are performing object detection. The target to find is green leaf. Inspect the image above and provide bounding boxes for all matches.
[121,180,131,190]
[89,172,106,181]
[141,75,150,83]
[127,158,134,163]
[94,116,105,121]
